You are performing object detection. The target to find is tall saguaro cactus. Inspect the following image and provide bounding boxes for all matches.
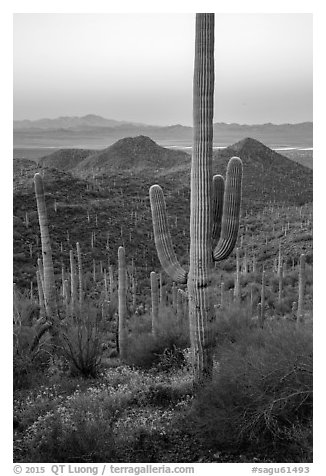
[34,173,58,323]
[149,14,243,385]
[118,246,127,360]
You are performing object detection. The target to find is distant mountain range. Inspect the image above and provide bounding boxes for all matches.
[13,114,313,149]
[13,114,148,130]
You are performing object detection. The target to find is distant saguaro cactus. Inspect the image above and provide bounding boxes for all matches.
[259,269,266,326]
[149,14,243,385]
[278,262,283,306]
[34,173,58,324]
[76,242,83,307]
[234,247,241,304]
[150,271,159,337]
[297,254,306,326]
[118,246,127,359]
[69,249,78,315]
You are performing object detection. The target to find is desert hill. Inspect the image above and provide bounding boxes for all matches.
[212,137,313,209]
[71,135,190,175]
[38,148,94,171]
[13,135,312,289]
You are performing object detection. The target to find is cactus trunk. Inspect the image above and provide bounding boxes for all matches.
[150,271,159,337]
[118,246,127,360]
[69,249,78,315]
[34,173,58,323]
[187,13,215,384]
[297,254,306,326]
[76,242,83,307]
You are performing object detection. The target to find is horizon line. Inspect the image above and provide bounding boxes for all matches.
[13,114,313,128]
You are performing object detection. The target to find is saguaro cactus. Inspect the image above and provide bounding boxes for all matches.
[259,269,266,327]
[149,14,243,385]
[76,242,83,306]
[278,262,283,305]
[150,271,159,337]
[69,249,78,315]
[118,246,127,359]
[34,173,58,323]
[234,247,241,304]
[297,254,306,326]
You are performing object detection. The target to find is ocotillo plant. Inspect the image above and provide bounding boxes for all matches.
[34,173,58,324]
[118,246,127,360]
[150,271,159,338]
[149,14,243,385]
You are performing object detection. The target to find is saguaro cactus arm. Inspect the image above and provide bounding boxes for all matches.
[150,184,187,284]
[212,174,224,245]
[213,157,243,262]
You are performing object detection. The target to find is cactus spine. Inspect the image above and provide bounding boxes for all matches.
[118,246,127,359]
[34,173,58,323]
[149,14,242,385]
[150,271,159,337]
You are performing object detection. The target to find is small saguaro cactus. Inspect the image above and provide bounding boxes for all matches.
[69,249,78,315]
[220,281,225,309]
[278,262,283,305]
[259,269,266,327]
[149,13,243,385]
[234,247,241,304]
[118,246,128,360]
[150,271,160,338]
[297,254,306,326]
[34,173,58,324]
[76,242,83,307]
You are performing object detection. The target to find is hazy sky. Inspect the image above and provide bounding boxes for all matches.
[13,13,312,125]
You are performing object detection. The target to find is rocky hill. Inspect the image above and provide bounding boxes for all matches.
[212,137,313,209]
[38,148,94,171]
[72,136,190,175]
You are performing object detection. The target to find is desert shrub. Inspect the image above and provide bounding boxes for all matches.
[212,304,257,348]
[128,312,152,335]
[125,307,189,370]
[19,388,122,462]
[184,320,312,462]
[13,290,52,390]
[60,308,103,378]
[14,366,192,463]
